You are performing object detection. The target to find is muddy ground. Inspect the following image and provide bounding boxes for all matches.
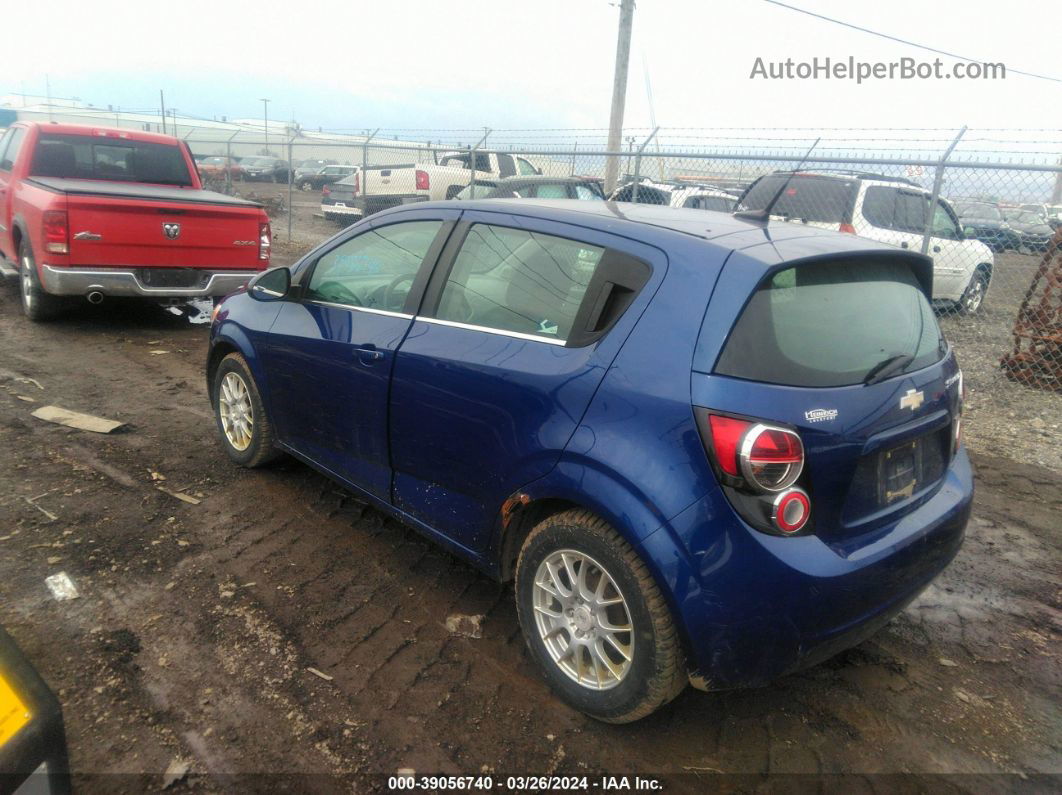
[0,273,1059,791]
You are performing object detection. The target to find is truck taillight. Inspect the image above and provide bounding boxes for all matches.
[42,211,69,255]
[353,172,359,195]
[415,170,430,191]
[697,409,811,536]
[259,222,271,261]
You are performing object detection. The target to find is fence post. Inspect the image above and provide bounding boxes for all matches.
[225,130,238,193]
[631,128,659,204]
[362,128,379,212]
[287,135,295,242]
[921,126,967,255]
[468,128,491,200]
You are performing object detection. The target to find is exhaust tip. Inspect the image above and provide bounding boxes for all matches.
[86,291,104,305]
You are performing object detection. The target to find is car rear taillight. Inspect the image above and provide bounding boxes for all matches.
[42,210,69,255]
[415,169,430,191]
[707,415,804,492]
[772,489,811,534]
[322,185,331,196]
[700,410,811,536]
[259,222,271,261]
[839,222,856,234]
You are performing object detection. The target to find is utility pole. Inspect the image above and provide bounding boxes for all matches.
[159,90,167,135]
[604,0,635,194]
[260,98,271,155]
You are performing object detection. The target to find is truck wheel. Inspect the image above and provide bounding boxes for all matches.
[515,510,687,723]
[18,240,65,322]
[211,353,281,467]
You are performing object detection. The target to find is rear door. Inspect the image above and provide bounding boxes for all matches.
[389,211,660,553]
[694,248,960,548]
[258,209,459,498]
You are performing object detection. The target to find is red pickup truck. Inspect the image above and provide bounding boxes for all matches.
[0,122,271,321]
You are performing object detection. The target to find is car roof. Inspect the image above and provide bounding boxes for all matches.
[379,198,915,265]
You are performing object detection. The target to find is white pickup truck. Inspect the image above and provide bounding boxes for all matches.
[321,151,542,223]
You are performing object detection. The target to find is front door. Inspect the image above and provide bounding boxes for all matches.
[389,211,660,554]
[258,212,456,498]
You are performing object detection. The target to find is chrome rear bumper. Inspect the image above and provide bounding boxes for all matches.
[40,265,260,298]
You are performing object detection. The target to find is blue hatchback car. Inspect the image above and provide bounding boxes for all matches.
[207,200,972,722]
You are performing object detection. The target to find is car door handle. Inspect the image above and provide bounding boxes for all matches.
[932,245,941,253]
[353,346,384,363]
[900,241,909,248]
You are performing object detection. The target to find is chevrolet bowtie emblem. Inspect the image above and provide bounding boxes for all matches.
[899,389,925,411]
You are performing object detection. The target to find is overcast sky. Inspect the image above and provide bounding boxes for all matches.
[5,0,1061,144]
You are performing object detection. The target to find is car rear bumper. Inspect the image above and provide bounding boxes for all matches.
[40,265,261,298]
[640,449,973,690]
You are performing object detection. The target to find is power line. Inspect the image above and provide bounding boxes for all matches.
[761,0,1062,84]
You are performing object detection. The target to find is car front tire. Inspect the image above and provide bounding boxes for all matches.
[211,352,281,467]
[515,509,687,723]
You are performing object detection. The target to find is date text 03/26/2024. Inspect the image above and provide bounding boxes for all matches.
[387,775,664,791]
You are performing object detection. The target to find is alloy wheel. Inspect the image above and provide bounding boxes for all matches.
[532,550,634,690]
[218,372,254,451]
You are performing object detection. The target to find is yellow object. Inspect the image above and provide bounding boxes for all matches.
[0,673,31,746]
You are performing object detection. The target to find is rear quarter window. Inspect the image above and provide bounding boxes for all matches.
[715,258,945,387]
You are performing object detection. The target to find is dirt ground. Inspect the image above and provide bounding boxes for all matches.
[0,272,1059,791]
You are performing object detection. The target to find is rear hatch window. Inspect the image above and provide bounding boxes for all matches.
[739,174,857,223]
[716,258,944,387]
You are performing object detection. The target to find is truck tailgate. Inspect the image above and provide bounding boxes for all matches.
[31,178,265,269]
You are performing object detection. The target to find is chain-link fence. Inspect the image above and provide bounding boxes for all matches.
[176,129,1062,471]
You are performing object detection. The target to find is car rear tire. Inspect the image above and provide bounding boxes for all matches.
[18,240,65,322]
[515,509,687,723]
[959,268,990,315]
[212,353,281,467]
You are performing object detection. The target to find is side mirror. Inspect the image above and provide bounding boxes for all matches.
[249,266,291,301]
[963,227,976,239]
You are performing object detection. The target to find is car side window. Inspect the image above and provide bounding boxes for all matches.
[895,192,929,233]
[0,128,26,172]
[931,200,960,239]
[0,129,13,170]
[862,186,896,229]
[497,154,516,178]
[433,224,606,342]
[305,220,443,311]
[531,184,568,199]
[516,157,538,176]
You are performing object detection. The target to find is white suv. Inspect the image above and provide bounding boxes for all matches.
[739,170,995,314]
[610,179,738,212]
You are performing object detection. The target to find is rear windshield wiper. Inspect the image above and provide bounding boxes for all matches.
[863,353,915,385]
